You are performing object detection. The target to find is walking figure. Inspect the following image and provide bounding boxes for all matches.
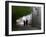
[23,19,28,26]
[26,19,28,26]
[23,20,26,26]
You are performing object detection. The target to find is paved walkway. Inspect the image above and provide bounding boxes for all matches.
[13,25,40,31]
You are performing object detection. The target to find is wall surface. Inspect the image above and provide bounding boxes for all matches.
[32,7,41,28]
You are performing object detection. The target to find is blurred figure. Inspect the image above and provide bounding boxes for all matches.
[23,19,28,26]
[23,20,25,26]
[26,19,28,26]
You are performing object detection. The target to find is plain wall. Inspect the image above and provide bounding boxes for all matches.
[32,7,41,28]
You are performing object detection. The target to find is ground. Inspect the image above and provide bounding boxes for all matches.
[12,24,40,31]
